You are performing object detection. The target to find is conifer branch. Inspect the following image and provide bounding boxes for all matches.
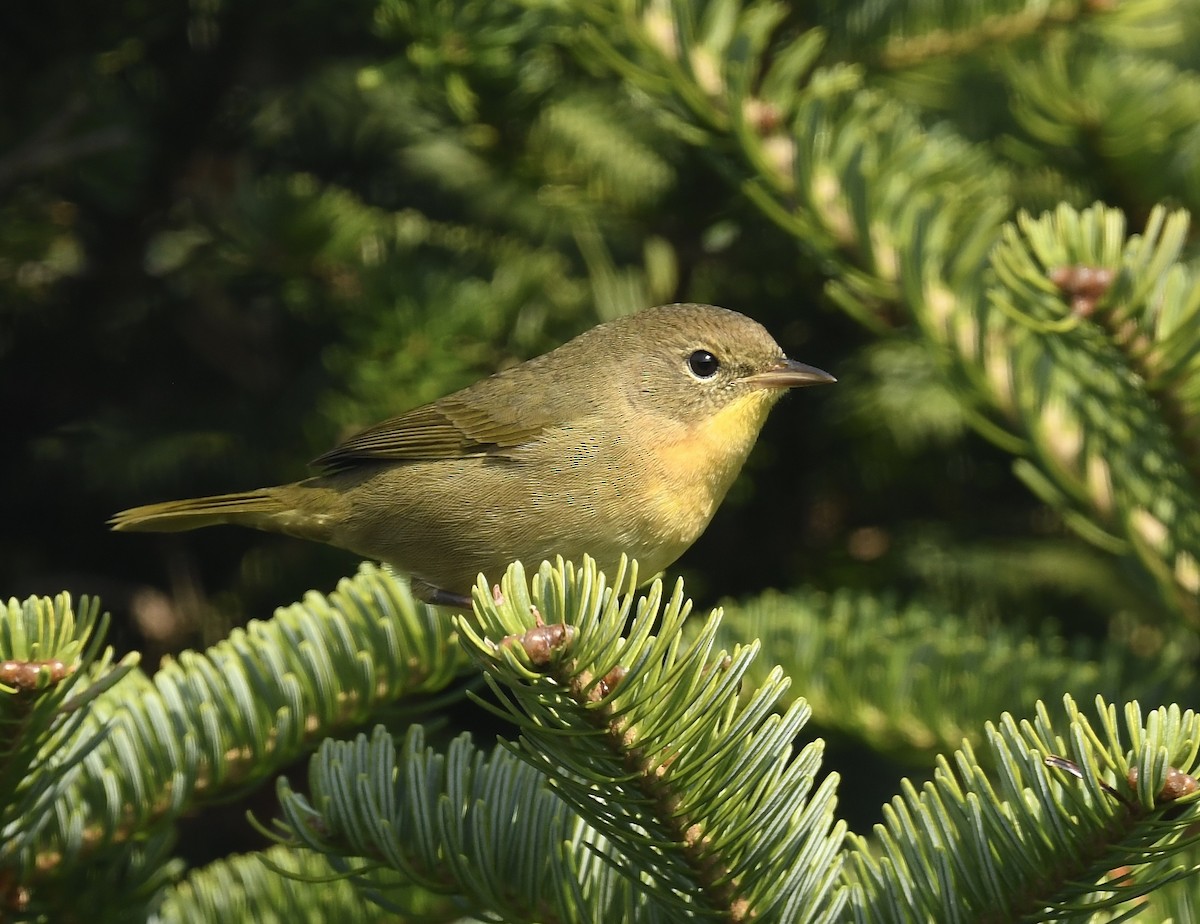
[274,557,847,922]
[571,0,1200,617]
[847,696,1200,921]
[868,2,1096,70]
[0,593,135,916]
[22,566,470,883]
[155,846,428,923]
[721,588,1199,763]
[458,556,847,921]
[270,560,1200,921]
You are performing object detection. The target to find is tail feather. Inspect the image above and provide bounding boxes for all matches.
[110,490,289,533]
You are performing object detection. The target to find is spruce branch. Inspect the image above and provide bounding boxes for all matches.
[847,696,1200,922]
[0,593,135,916]
[570,0,1010,328]
[153,845,453,923]
[1002,39,1200,214]
[26,565,470,881]
[869,2,1090,71]
[275,558,846,922]
[275,724,614,922]
[819,0,1188,66]
[719,589,1199,763]
[961,203,1200,619]
[568,1,1200,617]
[825,0,1198,72]
[457,556,846,922]
[269,561,1200,921]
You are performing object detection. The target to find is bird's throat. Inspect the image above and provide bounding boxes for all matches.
[646,390,778,535]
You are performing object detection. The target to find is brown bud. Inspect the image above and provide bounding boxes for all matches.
[742,98,783,135]
[500,623,574,665]
[0,659,73,690]
[1127,765,1200,802]
[592,664,628,700]
[1049,265,1116,318]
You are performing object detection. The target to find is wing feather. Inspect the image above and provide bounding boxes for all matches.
[311,388,554,471]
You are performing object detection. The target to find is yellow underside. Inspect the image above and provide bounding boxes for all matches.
[642,389,777,539]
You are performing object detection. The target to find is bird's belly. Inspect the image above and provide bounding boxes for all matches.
[322,404,762,594]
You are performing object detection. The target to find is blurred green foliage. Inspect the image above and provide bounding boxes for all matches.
[5,0,1200,917]
[2,0,830,634]
[4,0,1061,636]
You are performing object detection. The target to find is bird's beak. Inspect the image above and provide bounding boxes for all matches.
[743,358,836,389]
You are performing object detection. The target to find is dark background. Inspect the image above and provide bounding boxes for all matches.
[1,0,1152,861]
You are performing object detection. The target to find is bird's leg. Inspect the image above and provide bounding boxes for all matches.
[428,588,473,609]
[412,579,473,610]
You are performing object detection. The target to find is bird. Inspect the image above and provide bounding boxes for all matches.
[111,303,834,607]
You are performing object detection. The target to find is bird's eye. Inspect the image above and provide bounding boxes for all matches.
[687,349,721,379]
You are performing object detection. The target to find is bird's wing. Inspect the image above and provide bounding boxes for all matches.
[310,389,555,471]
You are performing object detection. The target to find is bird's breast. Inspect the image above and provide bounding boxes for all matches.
[638,390,777,546]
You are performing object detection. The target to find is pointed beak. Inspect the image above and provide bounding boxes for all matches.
[742,358,836,389]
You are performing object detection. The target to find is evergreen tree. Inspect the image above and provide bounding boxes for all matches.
[4,0,1200,919]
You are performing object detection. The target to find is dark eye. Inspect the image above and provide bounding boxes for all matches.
[687,350,720,379]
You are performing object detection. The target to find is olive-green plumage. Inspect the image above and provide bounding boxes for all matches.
[111,303,833,605]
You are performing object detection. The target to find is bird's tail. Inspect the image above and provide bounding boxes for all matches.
[110,489,290,533]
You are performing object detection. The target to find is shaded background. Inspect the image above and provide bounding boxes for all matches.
[1,0,1158,863]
